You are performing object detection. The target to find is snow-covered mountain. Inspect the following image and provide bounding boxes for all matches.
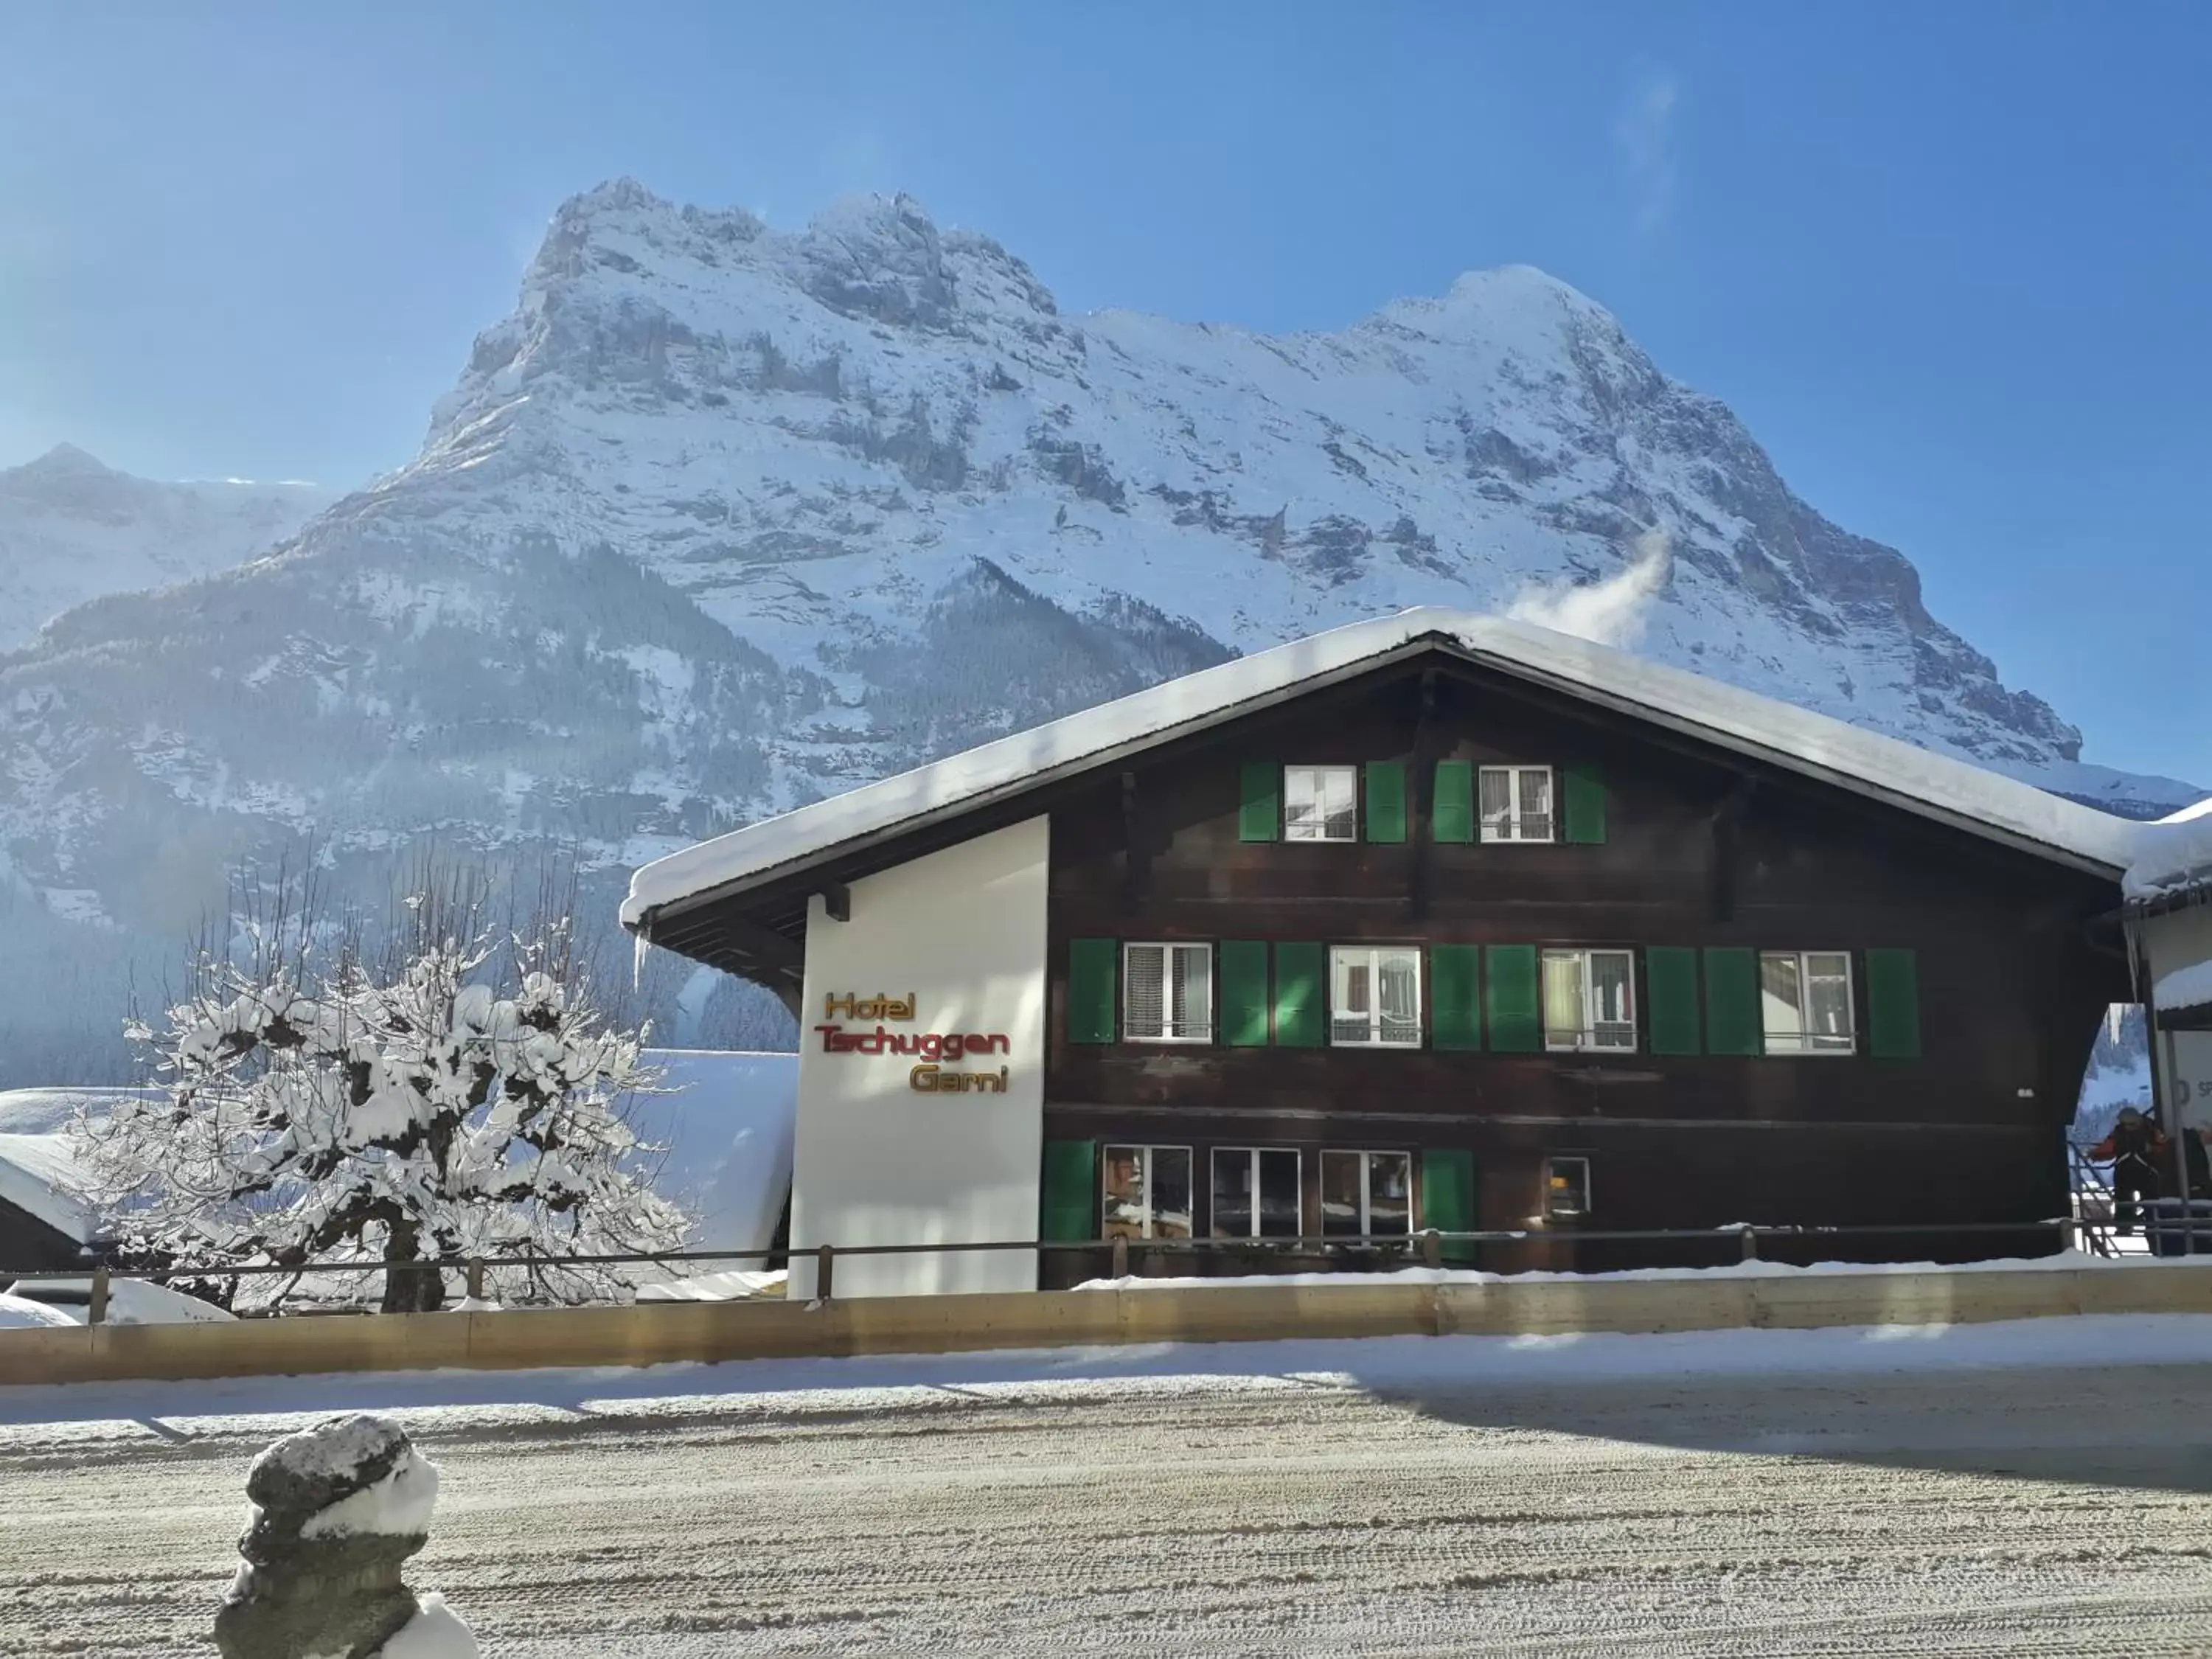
[0,178,2194,1082]
[0,445,330,651]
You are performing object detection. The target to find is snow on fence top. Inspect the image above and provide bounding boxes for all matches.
[624,608,2146,926]
[2124,795,2212,903]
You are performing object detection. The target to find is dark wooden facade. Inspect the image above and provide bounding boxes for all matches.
[1037,655,2127,1279]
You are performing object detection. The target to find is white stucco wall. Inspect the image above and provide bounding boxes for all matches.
[788,816,1049,1297]
[2143,905,2212,1137]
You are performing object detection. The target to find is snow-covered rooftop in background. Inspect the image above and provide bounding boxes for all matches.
[633,1049,795,1257]
[626,608,2142,925]
[2124,795,2212,903]
[0,1133,94,1245]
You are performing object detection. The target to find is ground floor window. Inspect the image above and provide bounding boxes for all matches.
[1211,1147,1302,1238]
[1330,945,1422,1047]
[1761,950,1855,1054]
[1544,1155,1592,1220]
[1320,1150,1413,1238]
[1102,1144,1193,1239]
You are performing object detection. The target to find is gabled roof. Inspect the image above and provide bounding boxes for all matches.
[623,608,2140,931]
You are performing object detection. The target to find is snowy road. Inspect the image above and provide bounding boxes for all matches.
[4,1317,2212,1656]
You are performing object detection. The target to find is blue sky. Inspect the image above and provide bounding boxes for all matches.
[2,1,2207,784]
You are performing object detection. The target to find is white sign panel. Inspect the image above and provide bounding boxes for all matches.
[788,816,1049,1298]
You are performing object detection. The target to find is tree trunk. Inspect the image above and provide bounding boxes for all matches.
[379,1218,445,1314]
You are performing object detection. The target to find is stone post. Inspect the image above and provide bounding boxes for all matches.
[214,1413,476,1659]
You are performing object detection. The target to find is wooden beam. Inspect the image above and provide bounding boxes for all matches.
[818,881,851,923]
[1409,669,1441,919]
[1120,771,1150,914]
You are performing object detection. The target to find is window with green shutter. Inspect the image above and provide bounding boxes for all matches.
[1040,1139,1098,1242]
[1865,948,1922,1059]
[1645,946,1702,1056]
[1273,942,1325,1048]
[1419,1147,1478,1263]
[1703,947,1761,1056]
[1433,759,1474,844]
[1238,762,1280,841]
[1484,945,1540,1052]
[1364,761,1407,843]
[1430,944,1483,1050]
[1068,938,1118,1043]
[1563,762,1607,844]
[1219,940,1271,1046]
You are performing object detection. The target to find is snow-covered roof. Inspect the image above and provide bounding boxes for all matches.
[626,609,2141,928]
[0,1133,95,1245]
[2124,796,2212,904]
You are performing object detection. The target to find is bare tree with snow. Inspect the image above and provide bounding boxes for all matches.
[74,862,688,1312]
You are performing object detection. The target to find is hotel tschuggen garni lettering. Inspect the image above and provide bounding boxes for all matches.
[813,992,1012,1093]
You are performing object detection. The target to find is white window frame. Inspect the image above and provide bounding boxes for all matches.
[1759,950,1857,1057]
[1284,764,1359,843]
[1121,942,1214,1044]
[1102,1144,1194,1239]
[1478,765,1556,844]
[1209,1146,1304,1240]
[1541,947,1638,1053]
[1543,1155,1592,1220]
[1320,1149,1416,1238]
[1328,945,1424,1048]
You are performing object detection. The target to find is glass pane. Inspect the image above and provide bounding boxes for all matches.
[1211,1149,1253,1239]
[1479,769,1513,838]
[1320,1151,1363,1238]
[1545,1158,1590,1218]
[1102,1145,1147,1240]
[1368,1152,1412,1234]
[1590,952,1635,1048]
[1284,767,1322,840]
[1321,768,1357,840]
[1124,946,1164,1040]
[1378,950,1420,1043]
[1520,768,1554,838]
[1760,952,1804,1048]
[1258,1150,1301,1238]
[1152,1147,1193,1239]
[1806,955,1853,1051]
[1543,951,1585,1046]
[1169,945,1210,1040]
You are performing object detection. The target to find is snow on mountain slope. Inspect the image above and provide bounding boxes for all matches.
[0,445,330,651]
[0,178,2194,1081]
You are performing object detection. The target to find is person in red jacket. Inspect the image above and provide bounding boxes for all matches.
[2090,1106,2168,1234]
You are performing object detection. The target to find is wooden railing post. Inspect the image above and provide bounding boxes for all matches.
[815,1242,835,1302]
[1739,1227,1759,1262]
[88,1265,110,1326]
[465,1259,486,1302]
[1421,1228,1443,1270]
[1110,1236,1129,1279]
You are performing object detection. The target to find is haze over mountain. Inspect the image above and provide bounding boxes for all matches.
[0,445,330,651]
[0,178,2194,1084]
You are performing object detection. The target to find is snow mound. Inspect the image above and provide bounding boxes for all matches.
[376,1594,479,1659]
[0,1292,77,1329]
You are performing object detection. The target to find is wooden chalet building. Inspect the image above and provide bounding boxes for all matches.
[623,610,2139,1295]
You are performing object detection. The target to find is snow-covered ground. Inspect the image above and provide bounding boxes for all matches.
[3,1315,2210,1655]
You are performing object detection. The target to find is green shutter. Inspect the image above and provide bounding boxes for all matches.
[1430,945,1483,1051]
[1645,946,1702,1057]
[1238,762,1279,842]
[1068,938,1118,1043]
[1484,945,1540,1053]
[1273,942,1324,1048]
[1419,1147,1478,1263]
[1219,940,1270,1046]
[1433,760,1475,844]
[1563,762,1607,844]
[1364,761,1407,844]
[1865,948,1922,1060]
[1704,947,1761,1057]
[1040,1138,1097,1242]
